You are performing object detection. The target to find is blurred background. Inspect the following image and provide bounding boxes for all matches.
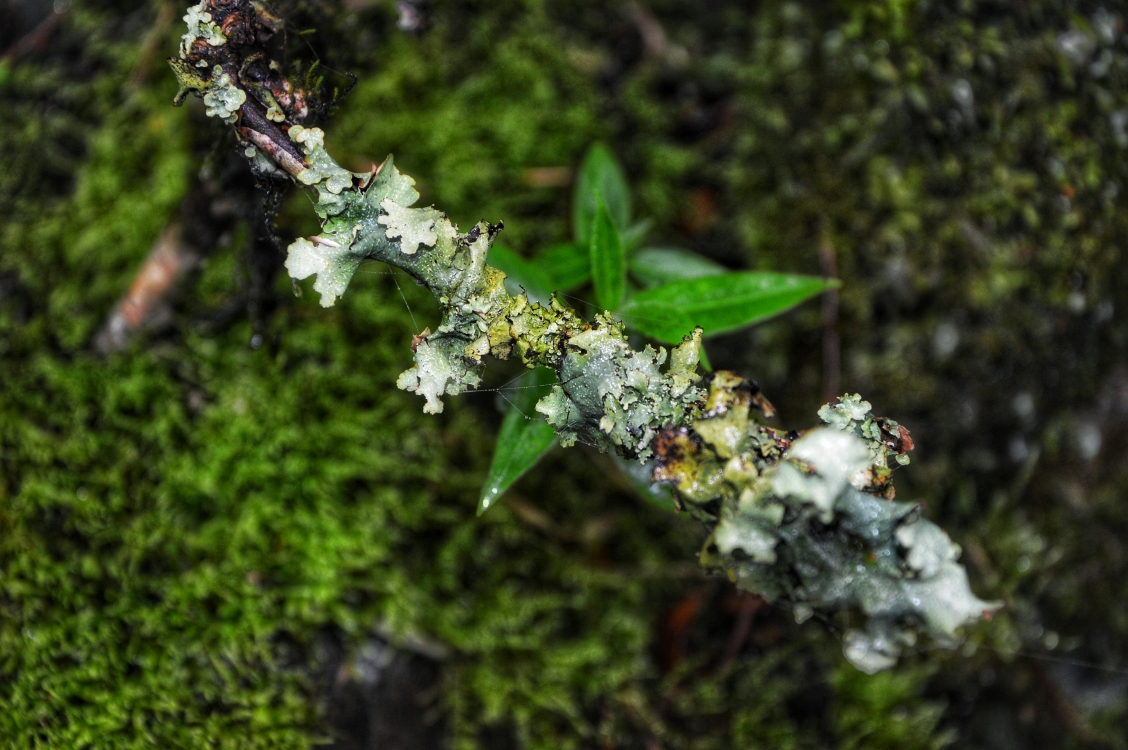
[2,0,1128,747]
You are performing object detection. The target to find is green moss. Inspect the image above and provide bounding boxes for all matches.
[833,663,952,749]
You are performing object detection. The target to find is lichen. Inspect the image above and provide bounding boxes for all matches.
[819,393,915,498]
[378,200,455,255]
[201,66,246,124]
[289,125,357,195]
[179,0,226,58]
[396,337,466,414]
[282,146,413,307]
[243,144,284,177]
[261,110,998,677]
[169,0,997,677]
[692,389,1001,674]
[284,235,363,307]
[168,57,213,105]
[537,320,704,457]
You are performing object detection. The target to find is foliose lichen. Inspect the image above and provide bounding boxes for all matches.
[692,392,1001,673]
[179,0,226,58]
[272,112,997,672]
[201,66,247,124]
[170,3,998,672]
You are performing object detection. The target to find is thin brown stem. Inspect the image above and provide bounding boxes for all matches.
[819,219,840,403]
[1,5,67,63]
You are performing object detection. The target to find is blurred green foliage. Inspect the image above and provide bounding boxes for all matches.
[3,0,1128,748]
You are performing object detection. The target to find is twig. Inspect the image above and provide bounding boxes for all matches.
[819,219,840,403]
[717,592,764,674]
[131,2,178,87]
[94,223,203,353]
[626,1,667,59]
[160,1,999,675]
[1,5,67,64]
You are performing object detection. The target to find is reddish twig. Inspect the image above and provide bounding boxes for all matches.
[1,6,67,64]
[717,591,764,673]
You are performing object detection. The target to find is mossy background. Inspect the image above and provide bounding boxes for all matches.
[2,0,1128,747]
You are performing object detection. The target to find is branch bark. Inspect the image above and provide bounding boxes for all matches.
[165,0,999,672]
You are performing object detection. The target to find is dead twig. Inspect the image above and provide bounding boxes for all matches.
[626,1,667,60]
[1,5,67,64]
[717,591,764,674]
[819,219,840,403]
[131,1,178,87]
[94,223,203,353]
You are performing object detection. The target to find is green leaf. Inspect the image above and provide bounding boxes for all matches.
[539,243,590,291]
[621,271,837,343]
[490,245,555,305]
[479,367,559,515]
[629,247,726,289]
[614,456,677,512]
[621,219,653,252]
[589,200,626,311]
[698,344,713,372]
[573,143,630,244]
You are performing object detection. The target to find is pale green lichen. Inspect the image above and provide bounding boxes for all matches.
[243,144,284,177]
[179,0,226,58]
[201,66,246,124]
[282,135,411,306]
[285,234,363,307]
[537,320,704,458]
[176,39,997,669]
[818,393,915,498]
[396,338,468,414]
[378,201,457,255]
[289,126,358,195]
[821,393,913,468]
[280,138,705,429]
[773,429,871,522]
[276,137,509,408]
[691,383,1000,674]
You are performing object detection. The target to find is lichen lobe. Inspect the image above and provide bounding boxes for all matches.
[180,0,227,57]
[690,392,1000,673]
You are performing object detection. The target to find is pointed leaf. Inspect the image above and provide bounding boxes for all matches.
[589,200,626,311]
[539,243,591,291]
[621,271,837,343]
[490,245,555,304]
[621,219,653,252]
[698,344,713,372]
[629,247,726,289]
[479,367,559,515]
[573,143,630,244]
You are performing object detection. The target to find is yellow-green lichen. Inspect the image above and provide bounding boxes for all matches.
[168,57,213,106]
